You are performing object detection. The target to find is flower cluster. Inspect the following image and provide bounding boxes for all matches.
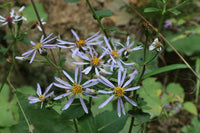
[26,29,147,117]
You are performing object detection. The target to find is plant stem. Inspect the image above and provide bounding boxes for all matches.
[31,0,58,66]
[7,78,33,133]
[195,58,200,103]
[45,56,60,70]
[73,119,79,133]
[156,2,166,37]
[86,0,113,48]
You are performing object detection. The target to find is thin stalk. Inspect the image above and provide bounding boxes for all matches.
[30,0,58,66]
[156,3,166,37]
[7,79,33,133]
[195,58,200,103]
[86,0,113,48]
[73,119,79,133]
[45,56,60,70]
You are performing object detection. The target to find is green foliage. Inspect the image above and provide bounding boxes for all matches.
[95,111,128,133]
[181,116,200,133]
[95,9,113,19]
[0,2,12,8]
[10,92,75,132]
[144,7,162,13]
[137,78,185,118]
[167,9,181,15]
[65,0,81,3]
[23,2,48,23]
[0,84,19,127]
[142,64,187,79]
[104,27,127,34]
[166,26,200,56]
[128,110,151,123]
[183,102,198,116]
[14,86,35,95]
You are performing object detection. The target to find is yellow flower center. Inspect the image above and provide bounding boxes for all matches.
[76,40,85,47]
[72,84,82,94]
[114,86,125,97]
[39,95,45,102]
[155,41,162,48]
[111,50,119,59]
[91,57,100,66]
[34,43,42,50]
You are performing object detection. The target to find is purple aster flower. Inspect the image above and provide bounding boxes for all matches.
[98,69,140,117]
[116,36,143,56]
[57,29,103,58]
[53,66,99,114]
[21,33,57,63]
[28,83,54,109]
[73,48,112,76]
[104,36,135,71]
[149,38,162,52]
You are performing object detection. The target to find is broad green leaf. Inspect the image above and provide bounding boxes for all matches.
[144,7,161,13]
[95,9,112,18]
[23,2,48,22]
[181,116,200,133]
[183,102,198,116]
[128,110,150,123]
[78,113,98,133]
[168,9,181,15]
[95,111,128,133]
[166,26,200,56]
[0,84,19,127]
[65,0,81,3]
[165,83,184,102]
[137,78,162,118]
[142,64,187,79]
[11,93,75,132]
[104,27,127,34]
[14,86,35,95]
[61,99,86,119]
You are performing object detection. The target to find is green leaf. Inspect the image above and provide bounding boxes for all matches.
[144,7,162,13]
[128,110,150,123]
[59,59,66,67]
[95,111,128,133]
[3,35,14,40]
[142,64,187,79]
[104,27,127,34]
[61,99,86,119]
[137,78,162,118]
[78,113,98,133]
[23,2,48,22]
[183,102,198,116]
[168,9,181,15]
[14,86,35,95]
[0,83,19,127]
[181,116,200,133]
[165,83,184,102]
[167,0,190,13]
[95,9,113,18]
[65,0,81,3]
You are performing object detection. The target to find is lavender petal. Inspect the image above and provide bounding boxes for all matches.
[54,92,72,100]
[62,94,75,110]
[99,95,115,108]
[63,70,74,83]
[79,96,88,114]
[124,95,137,106]
[117,98,121,117]
[44,83,53,95]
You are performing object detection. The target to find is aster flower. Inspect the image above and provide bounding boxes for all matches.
[73,48,112,76]
[22,33,57,63]
[10,6,27,21]
[28,83,54,109]
[0,15,15,26]
[116,36,143,56]
[104,36,135,71]
[57,29,103,58]
[53,66,99,114]
[98,69,140,117]
[149,38,162,52]
[164,20,172,29]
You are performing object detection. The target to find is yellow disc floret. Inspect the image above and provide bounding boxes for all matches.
[91,57,100,66]
[34,43,42,50]
[155,41,162,48]
[39,95,45,102]
[76,40,85,47]
[72,84,82,94]
[114,86,125,97]
[111,50,119,59]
